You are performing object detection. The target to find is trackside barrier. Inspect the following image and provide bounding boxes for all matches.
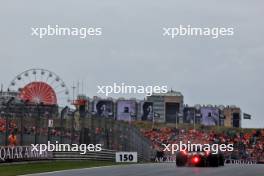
[153,157,261,164]
[154,156,176,163]
[225,159,257,164]
[52,149,144,162]
[0,146,144,163]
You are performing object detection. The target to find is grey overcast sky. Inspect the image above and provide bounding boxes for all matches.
[0,0,263,128]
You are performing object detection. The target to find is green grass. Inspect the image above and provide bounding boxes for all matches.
[0,160,115,176]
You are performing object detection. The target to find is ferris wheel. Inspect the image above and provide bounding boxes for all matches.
[8,68,70,106]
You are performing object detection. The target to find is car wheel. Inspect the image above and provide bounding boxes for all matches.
[208,154,219,167]
[176,153,187,167]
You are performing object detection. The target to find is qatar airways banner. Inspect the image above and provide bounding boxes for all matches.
[0,146,51,163]
[201,107,219,126]
[93,100,114,118]
[141,101,153,121]
[117,100,136,121]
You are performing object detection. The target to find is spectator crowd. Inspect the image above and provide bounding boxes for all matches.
[142,127,264,162]
[1,116,264,163]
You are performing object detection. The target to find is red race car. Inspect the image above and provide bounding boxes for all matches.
[176,149,225,167]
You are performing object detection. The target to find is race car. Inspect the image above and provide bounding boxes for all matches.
[176,149,225,167]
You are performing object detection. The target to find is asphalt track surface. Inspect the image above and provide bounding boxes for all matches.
[25,163,264,176]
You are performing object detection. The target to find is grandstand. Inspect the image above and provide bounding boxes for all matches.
[142,126,264,163]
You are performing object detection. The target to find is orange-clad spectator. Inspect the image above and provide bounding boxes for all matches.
[8,132,17,146]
